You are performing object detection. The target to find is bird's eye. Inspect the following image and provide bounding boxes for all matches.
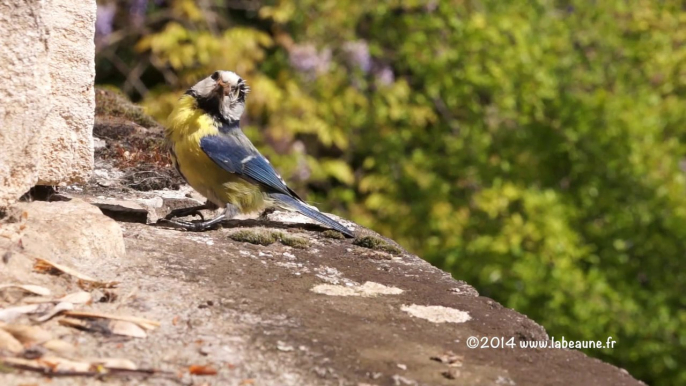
[211,71,220,81]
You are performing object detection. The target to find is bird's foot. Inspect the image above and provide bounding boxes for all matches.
[156,213,226,232]
[164,204,212,221]
[258,207,277,220]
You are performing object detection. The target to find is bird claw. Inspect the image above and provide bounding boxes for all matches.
[155,213,227,232]
[258,207,276,220]
[155,219,212,231]
[164,207,206,221]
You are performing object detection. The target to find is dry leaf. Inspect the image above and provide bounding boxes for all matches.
[77,279,119,290]
[34,302,74,323]
[59,317,111,335]
[109,320,147,338]
[23,291,91,313]
[0,324,53,344]
[1,357,45,370]
[64,311,160,330]
[0,284,51,297]
[0,328,23,353]
[39,356,91,372]
[58,317,90,329]
[33,258,96,281]
[1,356,174,379]
[58,291,92,304]
[33,258,118,289]
[60,317,147,338]
[42,339,76,355]
[92,358,137,370]
[0,304,39,323]
[189,365,217,375]
[22,296,55,304]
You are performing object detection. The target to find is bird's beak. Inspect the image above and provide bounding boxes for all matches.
[216,79,232,97]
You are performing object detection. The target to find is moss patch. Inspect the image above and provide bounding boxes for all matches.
[95,88,159,129]
[280,234,310,248]
[229,230,279,246]
[353,236,402,255]
[229,230,310,249]
[322,230,345,240]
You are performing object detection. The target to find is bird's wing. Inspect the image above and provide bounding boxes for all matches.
[200,134,301,199]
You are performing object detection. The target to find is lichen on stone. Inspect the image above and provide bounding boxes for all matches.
[311,282,404,297]
[228,229,310,249]
[353,235,402,255]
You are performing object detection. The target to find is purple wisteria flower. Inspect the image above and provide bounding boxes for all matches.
[342,40,371,73]
[95,3,116,38]
[289,44,332,76]
[129,0,149,28]
[374,65,395,86]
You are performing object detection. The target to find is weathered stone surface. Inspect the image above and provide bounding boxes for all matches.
[88,197,162,224]
[0,0,96,207]
[19,199,125,261]
[0,204,643,385]
[37,0,95,185]
[0,0,51,208]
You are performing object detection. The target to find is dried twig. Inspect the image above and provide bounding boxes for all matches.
[63,311,160,330]
[0,356,175,379]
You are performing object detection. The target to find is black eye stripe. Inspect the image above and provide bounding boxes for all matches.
[211,71,220,80]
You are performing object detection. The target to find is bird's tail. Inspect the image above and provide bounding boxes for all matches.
[269,193,354,238]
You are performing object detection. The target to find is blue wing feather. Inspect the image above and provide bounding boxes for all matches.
[199,134,353,237]
[200,135,298,198]
[269,193,354,237]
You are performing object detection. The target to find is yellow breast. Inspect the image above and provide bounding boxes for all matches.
[166,95,265,212]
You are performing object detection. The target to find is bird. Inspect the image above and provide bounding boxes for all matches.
[160,70,354,237]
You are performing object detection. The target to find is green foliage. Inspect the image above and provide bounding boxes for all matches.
[97,0,686,383]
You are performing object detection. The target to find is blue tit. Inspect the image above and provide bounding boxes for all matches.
[162,70,354,237]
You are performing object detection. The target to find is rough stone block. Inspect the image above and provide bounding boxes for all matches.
[19,199,125,261]
[37,0,96,185]
[0,0,96,208]
[0,0,52,208]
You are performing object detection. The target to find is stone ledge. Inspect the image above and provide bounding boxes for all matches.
[0,197,643,385]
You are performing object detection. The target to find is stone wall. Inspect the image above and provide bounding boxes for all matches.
[0,1,52,208]
[38,0,96,185]
[0,0,95,208]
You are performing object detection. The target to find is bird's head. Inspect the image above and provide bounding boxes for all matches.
[186,70,250,123]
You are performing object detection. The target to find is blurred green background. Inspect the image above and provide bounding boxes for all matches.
[95,0,686,384]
